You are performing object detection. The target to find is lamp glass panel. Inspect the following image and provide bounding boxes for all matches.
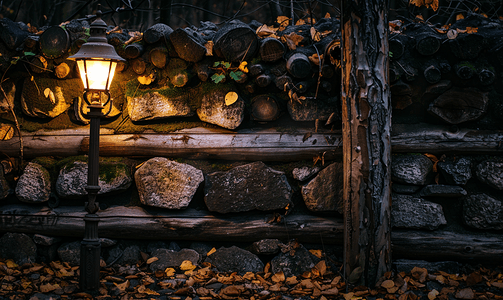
[107,61,117,90]
[77,59,114,91]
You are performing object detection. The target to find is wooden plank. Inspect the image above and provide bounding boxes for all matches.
[1,124,502,160]
[392,123,503,154]
[0,204,344,244]
[392,230,503,263]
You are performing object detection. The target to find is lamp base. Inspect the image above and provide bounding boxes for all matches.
[80,213,101,291]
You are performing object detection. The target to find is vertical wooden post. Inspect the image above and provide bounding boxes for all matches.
[341,0,392,286]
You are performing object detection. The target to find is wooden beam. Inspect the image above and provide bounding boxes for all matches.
[392,230,503,263]
[1,125,502,160]
[341,0,392,286]
[0,128,341,161]
[0,204,344,244]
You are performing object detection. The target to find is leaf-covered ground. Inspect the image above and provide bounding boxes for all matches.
[0,255,502,300]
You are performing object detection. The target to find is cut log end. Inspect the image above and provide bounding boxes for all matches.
[55,62,71,79]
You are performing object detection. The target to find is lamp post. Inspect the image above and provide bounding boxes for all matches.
[69,11,125,291]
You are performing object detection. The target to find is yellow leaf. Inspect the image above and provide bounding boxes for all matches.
[146,257,159,264]
[238,61,248,73]
[277,16,290,30]
[207,248,216,256]
[428,289,439,300]
[44,88,55,104]
[40,283,60,293]
[165,268,176,277]
[466,27,478,34]
[6,260,17,268]
[271,271,285,283]
[314,260,327,276]
[310,27,321,42]
[225,91,239,106]
[138,73,155,85]
[309,249,323,258]
[243,272,255,280]
[456,13,465,20]
[324,12,331,18]
[180,260,197,271]
[114,280,130,291]
[0,124,14,141]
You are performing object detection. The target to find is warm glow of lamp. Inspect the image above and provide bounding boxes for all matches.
[77,59,117,91]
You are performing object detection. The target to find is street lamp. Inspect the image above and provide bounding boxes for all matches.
[69,10,125,291]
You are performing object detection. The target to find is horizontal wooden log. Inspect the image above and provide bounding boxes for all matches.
[391,123,503,153]
[0,128,340,161]
[1,124,502,160]
[392,230,503,263]
[1,204,502,262]
[0,204,344,244]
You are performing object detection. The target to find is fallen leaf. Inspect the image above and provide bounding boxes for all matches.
[165,268,176,277]
[277,16,290,30]
[428,289,439,300]
[455,288,475,299]
[491,281,503,288]
[314,260,327,276]
[146,257,158,264]
[0,124,14,141]
[40,283,61,293]
[180,260,197,271]
[225,91,239,106]
[310,27,321,42]
[114,280,130,291]
[207,247,216,256]
[281,32,304,50]
[309,249,323,258]
[466,27,478,34]
[271,271,285,283]
[456,13,465,21]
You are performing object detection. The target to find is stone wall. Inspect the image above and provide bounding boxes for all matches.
[1,12,503,261]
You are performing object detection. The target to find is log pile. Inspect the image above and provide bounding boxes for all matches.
[389,14,503,129]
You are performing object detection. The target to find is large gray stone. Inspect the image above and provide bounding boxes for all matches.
[391,194,447,230]
[135,157,204,209]
[0,18,29,50]
[475,160,503,190]
[301,162,343,213]
[149,248,200,272]
[106,245,141,266]
[15,162,51,203]
[205,246,263,275]
[418,184,467,198]
[392,184,422,194]
[56,161,132,198]
[251,239,282,255]
[197,89,245,129]
[33,234,61,246]
[20,78,79,118]
[57,241,81,266]
[127,92,194,122]
[270,244,317,277]
[463,193,503,230]
[392,155,433,185]
[204,161,292,213]
[0,233,37,265]
[292,166,320,181]
[437,157,472,185]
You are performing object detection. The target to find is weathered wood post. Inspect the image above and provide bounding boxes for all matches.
[341,0,392,286]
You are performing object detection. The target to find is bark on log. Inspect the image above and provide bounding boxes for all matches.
[248,64,265,77]
[124,43,144,59]
[116,61,128,73]
[478,68,495,85]
[143,23,173,44]
[2,125,503,160]
[342,0,392,286]
[213,21,258,62]
[1,205,502,262]
[449,33,484,60]
[286,53,312,78]
[0,204,344,244]
[259,37,286,62]
[389,34,408,60]
[275,75,292,91]
[24,35,39,49]
[392,230,503,263]
[149,47,169,69]
[39,26,70,59]
[169,27,207,63]
[194,58,215,82]
[0,128,340,161]
[30,55,49,73]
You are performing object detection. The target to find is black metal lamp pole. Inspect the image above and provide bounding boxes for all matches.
[81,102,103,290]
[69,10,125,292]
